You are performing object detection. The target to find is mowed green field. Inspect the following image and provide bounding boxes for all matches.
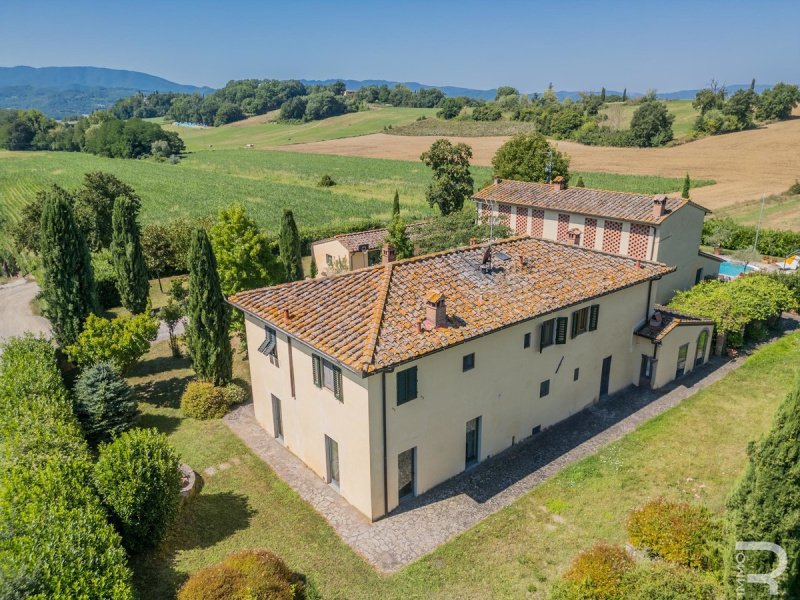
[0,148,713,250]
[600,99,698,139]
[162,107,437,151]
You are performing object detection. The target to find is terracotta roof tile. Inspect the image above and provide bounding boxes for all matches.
[319,223,424,253]
[473,180,709,225]
[231,237,674,374]
[635,305,715,341]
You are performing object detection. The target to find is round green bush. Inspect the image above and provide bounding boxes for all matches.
[222,382,248,407]
[93,428,181,552]
[626,498,721,570]
[181,380,228,419]
[74,361,137,443]
[551,542,634,600]
[317,174,335,187]
[177,549,305,600]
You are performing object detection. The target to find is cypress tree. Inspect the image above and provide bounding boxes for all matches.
[385,215,414,260]
[39,185,97,347]
[576,176,586,188]
[750,78,756,92]
[681,173,691,199]
[186,229,232,386]
[110,196,149,314]
[726,381,800,598]
[600,87,606,102]
[278,209,303,282]
[392,190,401,217]
[622,88,628,102]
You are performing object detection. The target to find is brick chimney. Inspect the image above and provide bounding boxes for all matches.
[551,175,566,191]
[382,243,396,264]
[652,195,668,219]
[424,290,447,329]
[494,176,502,185]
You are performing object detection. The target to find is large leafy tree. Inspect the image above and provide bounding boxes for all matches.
[420,139,474,216]
[756,82,800,121]
[110,195,149,314]
[187,229,232,385]
[39,185,97,347]
[278,209,304,282]
[384,215,414,260]
[74,172,141,252]
[491,133,570,183]
[629,100,675,147]
[726,381,800,598]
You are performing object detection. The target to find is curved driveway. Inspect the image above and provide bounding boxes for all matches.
[0,278,51,344]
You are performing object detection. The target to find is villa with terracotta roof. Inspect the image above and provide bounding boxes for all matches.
[230,236,714,521]
[473,177,722,303]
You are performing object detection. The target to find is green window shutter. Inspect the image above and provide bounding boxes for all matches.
[333,367,343,401]
[312,355,322,387]
[409,367,417,400]
[589,304,599,331]
[397,371,406,404]
[571,311,579,338]
[556,317,568,344]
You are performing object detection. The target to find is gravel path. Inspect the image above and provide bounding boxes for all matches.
[0,278,51,344]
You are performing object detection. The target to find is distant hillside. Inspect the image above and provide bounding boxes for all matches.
[0,66,213,117]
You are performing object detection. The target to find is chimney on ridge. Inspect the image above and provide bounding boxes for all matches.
[424,290,447,329]
[382,243,396,264]
[494,176,502,185]
[551,175,566,191]
[652,195,668,219]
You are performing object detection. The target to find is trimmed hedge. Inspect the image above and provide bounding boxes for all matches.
[94,428,181,552]
[178,549,306,600]
[550,542,634,600]
[626,498,722,570]
[222,381,248,407]
[0,335,134,599]
[181,380,229,419]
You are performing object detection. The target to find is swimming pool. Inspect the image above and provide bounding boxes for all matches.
[719,261,758,278]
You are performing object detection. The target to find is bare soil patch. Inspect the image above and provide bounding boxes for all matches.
[279,116,800,211]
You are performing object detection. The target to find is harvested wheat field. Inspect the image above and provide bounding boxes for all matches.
[280,114,800,211]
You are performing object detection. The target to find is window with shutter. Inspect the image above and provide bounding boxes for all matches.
[397,367,418,405]
[523,332,531,349]
[540,319,555,351]
[312,355,322,387]
[589,304,599,331]
[571,311,579,338]
[555,317,568,344]
[571,307,589,338]
[333,367,343,401]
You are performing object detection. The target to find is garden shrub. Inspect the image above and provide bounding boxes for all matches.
[177,549,305,600]
[73,361,138,443]
[621,563,719,599]
[66,311,159,373]
[317,174,335,187]
[0,335,134,598]
[626,498,721,570]
[703,216,800,257]
[94,428,181,553]
[93,249,122,309]
[551,542,634,600]
[181,380,229,419]
[222,381,248,406]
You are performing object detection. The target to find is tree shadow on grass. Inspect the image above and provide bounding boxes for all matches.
[132,374,193,409]
[137,412,183,436]
[131,491,255,598]
[128,353,192,379]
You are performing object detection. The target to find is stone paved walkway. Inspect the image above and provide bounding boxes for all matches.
[224,346,758,572]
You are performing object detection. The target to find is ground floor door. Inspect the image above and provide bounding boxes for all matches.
[271,394,283,442]
[325,435,340,489]
[600,355,612,397]
[676,343,689,378]
[465,417,481,468]
[639,354,654,388]
[398,447,416,500]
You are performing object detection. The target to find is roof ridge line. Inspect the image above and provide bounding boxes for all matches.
[481,179,683,200]
[360,262,394,372]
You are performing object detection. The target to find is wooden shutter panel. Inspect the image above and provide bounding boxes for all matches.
[397,371,407,404]
[409,367,417,399]
[589,304,599,331]
[571,311,579,338]
[556,317,568,344]
[539,323,546,352]
[333,367,343,401]
[312,355,322,387]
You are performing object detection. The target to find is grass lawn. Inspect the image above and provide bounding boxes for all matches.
[127,330,800,599]
[0,149,712,246]
[716,193,800,231]
[389,118,542,137]
[162,107,438,152]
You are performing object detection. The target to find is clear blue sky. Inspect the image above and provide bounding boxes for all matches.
[1,0,798,92]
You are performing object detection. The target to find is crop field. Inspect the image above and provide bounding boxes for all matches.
[600,99,698,139]
[160,107,437,151]
[716,192,800,230]
[389,118,540,137]
[0,149,711,249]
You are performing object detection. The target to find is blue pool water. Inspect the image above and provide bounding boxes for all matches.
[719,261,757,278]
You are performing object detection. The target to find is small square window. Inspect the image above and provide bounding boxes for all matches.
[523,332,531,348]
[462,353,475,372]
[574,367,580,381]
[540,379,550,398]
[326,254,333,266]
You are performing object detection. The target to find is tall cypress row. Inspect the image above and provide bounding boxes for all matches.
[39,185,97,347]
[278,209,303,282]
[392,190,401,217]
[110,195,149,314]
[187,229,232,386]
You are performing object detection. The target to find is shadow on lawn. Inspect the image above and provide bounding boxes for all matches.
[132,374,193,409]
[138,412,183,436]
[132,491,255,598]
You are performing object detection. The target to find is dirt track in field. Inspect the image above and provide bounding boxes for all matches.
[277,113,800,211]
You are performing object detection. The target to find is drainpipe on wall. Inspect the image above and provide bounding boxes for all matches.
[382,372,388,517]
